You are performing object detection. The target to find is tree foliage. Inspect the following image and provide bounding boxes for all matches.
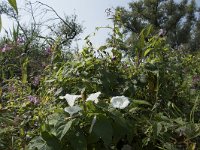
[0,1,82,81]
[114,0,200,51]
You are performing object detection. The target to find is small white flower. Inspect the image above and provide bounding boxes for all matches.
[110,96,130,109]
[139,74,146,83]
[64,105,82,116]
[89,115,97,133]
[86,92,101,103]
[59,94,81,106]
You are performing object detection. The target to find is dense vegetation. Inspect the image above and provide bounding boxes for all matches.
[0,0,200,149]
[114,0,200,52]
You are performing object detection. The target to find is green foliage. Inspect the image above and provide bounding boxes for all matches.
[8,0,18,14]
[25,25,199,149]
[28,135,61,150]
[0,1,200,150]
[114,0,200,51]
[0,0,17,31]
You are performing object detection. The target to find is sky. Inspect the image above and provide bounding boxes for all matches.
[1,0,200,49]
[1,0,132,49]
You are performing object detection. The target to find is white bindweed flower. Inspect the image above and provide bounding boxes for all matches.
[110,96,130,109]
[64,105,82,117]
[86,92,101,103]
[139,74,146,83]
[59,94,81,106]
[89,115,97,133]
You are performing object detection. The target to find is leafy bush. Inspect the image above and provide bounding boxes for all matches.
[0,2,200,150]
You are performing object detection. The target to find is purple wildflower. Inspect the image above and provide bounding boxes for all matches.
[1,44,12,52]
[27,95,39,105]
[45,46,52,55]
[193,75,200,83]
[17,37,25,44]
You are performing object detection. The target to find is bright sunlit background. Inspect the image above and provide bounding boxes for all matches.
[1,0,199,49]
[1,0,132,49]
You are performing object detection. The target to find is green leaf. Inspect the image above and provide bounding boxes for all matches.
[154,122,162,136]
[69,131,87,150]
[133,100,152,106]
[98,45,108,51]
[21,57,29,84]
[41,131,61,149]
[28,136,47,150]
[144,47,153,57]
[12,25,19,42]
[110,111,133,143]
[92,115,113,146]
[184,123,200,140]
[138,29,145,48]
[55,119,74,140]
[112,123,125,143]
[87,132,99,144]
[48,113,60,126]
[8,0,18,14]
[144,25,153,37]
[54,87,63,96]
[163,142,177,150]
[45,79,56,83]
[28,135,60,150]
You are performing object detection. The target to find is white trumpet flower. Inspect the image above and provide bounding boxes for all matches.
[59,94,81,106]
[110,96,130,109]
[64,105,82,117]
[86,92,101,103]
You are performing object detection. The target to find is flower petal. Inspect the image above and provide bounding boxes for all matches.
[59,96,65,99]
[64,105,82,116]
[110,96,130,109]
[86,92,101,103]
[60,94,81,106]
[89,115,97,133]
